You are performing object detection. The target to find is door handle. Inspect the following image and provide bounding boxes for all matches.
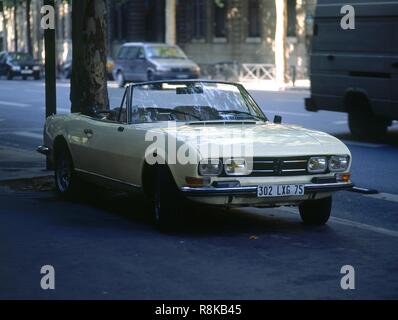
[392,62,398,68]
[118,126,125,132]
[84,128,93,135]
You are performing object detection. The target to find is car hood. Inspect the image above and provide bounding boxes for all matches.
[162,122,350,158]
[149,58,198,69]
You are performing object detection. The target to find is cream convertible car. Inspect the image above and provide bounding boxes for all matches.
[38,80,354,229]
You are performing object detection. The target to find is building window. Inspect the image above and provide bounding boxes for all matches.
[287,0,297,37]
[248,0,260,38]
[192,0,205,40]
[214,0,227,38]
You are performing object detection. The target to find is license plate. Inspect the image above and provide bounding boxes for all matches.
[257,184,305,198]
[21,70,32,74]
[176,74,189,79]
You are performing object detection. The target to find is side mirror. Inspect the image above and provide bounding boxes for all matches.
[273,115,282,124]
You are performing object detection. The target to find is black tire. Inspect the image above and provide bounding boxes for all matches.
[22,75,27,80]
[299,196,332,226]
[348,100,388,139]
[116,71,126,88]
[63,68,71,79]
[7,71,13,80]
[34,73,41,80]
[153,166,184,231]
[147,70,154,82]
[54,146,81,198]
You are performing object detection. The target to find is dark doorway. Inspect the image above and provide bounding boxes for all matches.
[145,0,165,42]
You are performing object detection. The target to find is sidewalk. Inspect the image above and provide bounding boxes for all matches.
[0,145,50,181]
[240,79,310,92]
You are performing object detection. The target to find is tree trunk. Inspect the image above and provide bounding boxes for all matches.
[70,0,109,114]
[275,0,288,86]
[13,0,18,52]
[1,11,7,51]
[165,0,176,45]
[26,0,32,56]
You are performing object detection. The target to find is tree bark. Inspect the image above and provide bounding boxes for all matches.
[70,0,109,114]
[275,0,288,85]
[165,0,176,45]
[26,0,32,56]
[13,0,18,52]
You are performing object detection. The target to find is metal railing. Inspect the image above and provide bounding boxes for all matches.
[200,62,277,82]
[239,64,276,81]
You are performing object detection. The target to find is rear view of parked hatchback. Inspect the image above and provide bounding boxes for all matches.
[113,43,201,87]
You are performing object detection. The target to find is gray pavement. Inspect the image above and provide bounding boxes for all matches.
[0,79,397,299]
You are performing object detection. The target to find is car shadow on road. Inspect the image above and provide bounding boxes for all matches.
[57,185,335,238]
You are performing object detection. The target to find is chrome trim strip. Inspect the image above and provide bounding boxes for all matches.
[252,169,275,173]
[282,160,307,163]
[180,182,354,197]
[74,168,141,189]
[253,160,274,164]
[281,169,307,172]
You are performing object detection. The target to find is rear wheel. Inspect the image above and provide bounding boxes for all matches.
[348,96,389,139]
[299,196,332,226]
[153,166,184,231]
[22,75,27,80]
[7,71,13,80]
[54,146,81,197]
[147,70,154,82]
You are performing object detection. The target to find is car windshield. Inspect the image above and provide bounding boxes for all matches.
[146,46,187,59]
[9,52,34,62]
[130,81,267,123]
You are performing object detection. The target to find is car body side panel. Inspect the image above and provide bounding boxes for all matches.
[44,114,352,206]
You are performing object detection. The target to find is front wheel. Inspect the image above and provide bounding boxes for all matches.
[54,147,81,198]
[299,196,332,226]
[7,71,13,80]
[116,71,126,88]
[153,166,184,231]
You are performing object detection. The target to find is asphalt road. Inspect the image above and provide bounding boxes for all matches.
[0,79,397,299]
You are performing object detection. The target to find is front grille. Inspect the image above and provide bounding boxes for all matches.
[249,156,310,177]
[171,67,191,73]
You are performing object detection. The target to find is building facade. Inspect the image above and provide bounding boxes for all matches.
[108,0,316,79]
[1,0,316,79]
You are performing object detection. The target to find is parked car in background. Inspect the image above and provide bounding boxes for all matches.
[113,43,201,87]
[38,80,353,231]
[306,0,398,139]
[0,51,41,80]
[61,56,115,80]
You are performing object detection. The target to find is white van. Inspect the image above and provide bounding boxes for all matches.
[305,0,398,138]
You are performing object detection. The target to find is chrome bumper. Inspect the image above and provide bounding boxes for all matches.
[37,145,50,156]
[181,182,354,197]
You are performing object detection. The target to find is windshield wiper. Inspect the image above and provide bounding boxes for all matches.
[157,108,202,121]
[216,110,266,121]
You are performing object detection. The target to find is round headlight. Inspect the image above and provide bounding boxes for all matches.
[308,157,327,173]
[329,156,349,172]
[199,159,222,176]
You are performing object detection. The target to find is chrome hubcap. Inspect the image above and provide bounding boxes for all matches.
[56,156,71,192]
